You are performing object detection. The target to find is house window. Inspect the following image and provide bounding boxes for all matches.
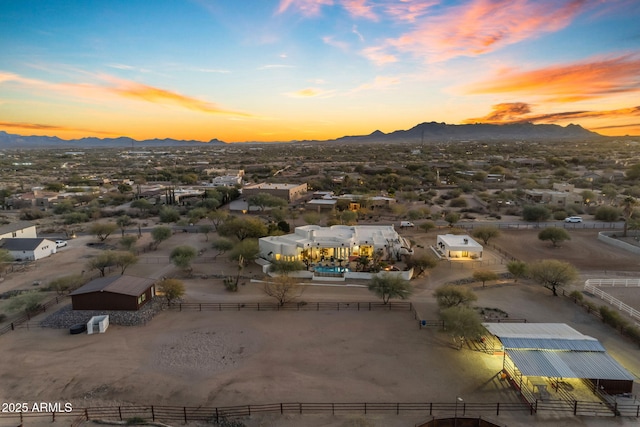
[12,232,17,237]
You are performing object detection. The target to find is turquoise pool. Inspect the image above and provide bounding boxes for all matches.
[314,265,350,274]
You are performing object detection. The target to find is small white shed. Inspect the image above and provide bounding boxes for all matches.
[87,315,109,334]
[436,234,483,260]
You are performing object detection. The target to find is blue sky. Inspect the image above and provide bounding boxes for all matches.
[1,0,639,141]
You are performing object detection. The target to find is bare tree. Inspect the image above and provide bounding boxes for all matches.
[263,276,304,306]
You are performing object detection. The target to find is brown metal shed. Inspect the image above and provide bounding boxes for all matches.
[70,275,156,311]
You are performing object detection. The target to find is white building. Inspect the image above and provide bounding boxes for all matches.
[259,225,413,264]
[0,238,56,261]
[0,221,37,240]
[436,234,483,260]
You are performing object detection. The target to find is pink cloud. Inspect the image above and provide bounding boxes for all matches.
[343,0,378,20]
[375,0,591,62]
[384,0,437,22]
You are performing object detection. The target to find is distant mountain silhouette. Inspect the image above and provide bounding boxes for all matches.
[0,122,604,148]
[326,122,604,144]
[0,131,226,148]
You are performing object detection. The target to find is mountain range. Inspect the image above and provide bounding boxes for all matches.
[0,122,605,149]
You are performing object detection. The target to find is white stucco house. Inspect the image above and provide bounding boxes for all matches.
[0,238,57,261]
[0,221,37,240]
[435,234,483,260]
[259,225,413,263]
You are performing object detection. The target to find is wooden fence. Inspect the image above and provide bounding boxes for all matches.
[0,295,68,337]
[166,301,414,312]
[1,399,637,424]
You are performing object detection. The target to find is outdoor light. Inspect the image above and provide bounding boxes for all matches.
[454,396,463,418]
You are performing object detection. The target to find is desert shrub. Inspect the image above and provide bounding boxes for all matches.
[449,197,468,208]
[583,300,597,313]
[599,305,624,328]
[594,206,621,222]
[0,313,6,323]
[568,290,584,302]
[126,417,146,425]
[553,210,568,220]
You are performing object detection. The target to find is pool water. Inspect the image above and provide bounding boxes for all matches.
[314,265,350,274]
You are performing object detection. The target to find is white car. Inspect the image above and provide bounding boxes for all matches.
[564,216,583,223]
[55,240,68,248]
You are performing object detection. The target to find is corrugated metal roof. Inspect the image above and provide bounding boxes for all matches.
[507,350,635,381]
[483,323,589,339]
[499,337,605,352]
[70,275,154,297]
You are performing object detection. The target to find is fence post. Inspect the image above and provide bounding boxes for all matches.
[247,405,251,416]
[496,402,500,416]
[84,408,89,420]
[118,406,122,420]
[429,402,432,415]
[573,400,578,415]
[397,403,400,415]
[183,406,187,423]
[215,407,219,422]
[52,411,55,422]
[280,403,283,415]
[299,403,302,414]
[199,303,202,311]
[364,403,367,414]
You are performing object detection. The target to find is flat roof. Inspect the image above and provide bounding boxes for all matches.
[438,234,482,249]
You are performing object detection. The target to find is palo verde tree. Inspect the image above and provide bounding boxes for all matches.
[622,196,638,237]
[506,260,528,282]
[472,269,499,287]
[211,237,234,259]
[404,252,438,278]
[151,225,172,249]
[49,274,86,295]
[367,274,412,304]
[158,278,185,306]
[218,216,268,240]
[538,227,571,247]
[86,251,118,276]
[170,245,198,276]
[247,193,287,212]
[116,215,133,237]
[113,251,138,275]
[522,205,551,223]
[434,285,477,308]
[89,222,118,242]
[440,306,486,350]
[528,259,578,296]
[471,225,500,245]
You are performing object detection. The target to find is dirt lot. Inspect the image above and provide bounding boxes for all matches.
[1,227,640,427]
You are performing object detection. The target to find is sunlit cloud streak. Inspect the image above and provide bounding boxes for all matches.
[277,0,334,16]
[380,0,592,62]
[343,0,377,20]
[384,0,436,22]
[1,71,251,117]
[0,121,115,135]
[464,102,640,124]
[286,87,336,98]
[468,54,640,102]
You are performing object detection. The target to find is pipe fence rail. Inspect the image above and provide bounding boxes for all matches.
[1,400,637,424]
[166,301,414,312]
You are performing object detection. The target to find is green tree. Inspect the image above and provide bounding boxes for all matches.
[211,237,234,259]
[528,259,578,296]
[473,270,499,287]
[199,224,213,241]
[116,215,133,237]
[367,274,412,304]
[131,198,153,216]
[44,182,65,192]
[0,249,12,276]
[522,205,550,223]
[113,251,138,275]
[159,206,181,223]
[229,239,260,266]
[419,221,436,233]
[340,210,358,225]
[247,193,287,212]
[471,226,501,245]
[218,216,267,240]
[86,251,118,276]
[7,291,45,314]
[303,212,322,225]
[434,285,477,308]
[207,210,229,230]
[444,212,460,227]
[440,306,486,349]
[170,245,198,276]
[506,260,528,283]
[626,163,640,181]
[89,222,118,242]
[49,274,85,295]
[119,235,138,252]
[538,228,571,247]
[263,276,304,306]
[158,278,185,305]
[404,252,438,278]
[594,206,621,222]
[151,226,172,249]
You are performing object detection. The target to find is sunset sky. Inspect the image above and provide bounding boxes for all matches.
[1,0,639,142]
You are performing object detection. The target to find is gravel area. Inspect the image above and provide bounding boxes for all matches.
[40,297,165,328]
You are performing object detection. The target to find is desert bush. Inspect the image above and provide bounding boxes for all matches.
[553,210,568,220]
[599,305,623,328]
[568,290,584,302]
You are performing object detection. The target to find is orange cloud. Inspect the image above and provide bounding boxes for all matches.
[384,0,436,22]
[361,46,397,65]
[464,103,640,125]
[0,121,115,135]
[377,0,591,62]
[1,70,252,117]
[106,80,251,116]
[468,55,640,102]
[343,0,377,20]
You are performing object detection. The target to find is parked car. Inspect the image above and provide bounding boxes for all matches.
[564,216,583,223]
[55,240,67,248]
[400,221,415,228]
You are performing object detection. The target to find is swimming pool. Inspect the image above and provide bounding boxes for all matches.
[314,265,350,274]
